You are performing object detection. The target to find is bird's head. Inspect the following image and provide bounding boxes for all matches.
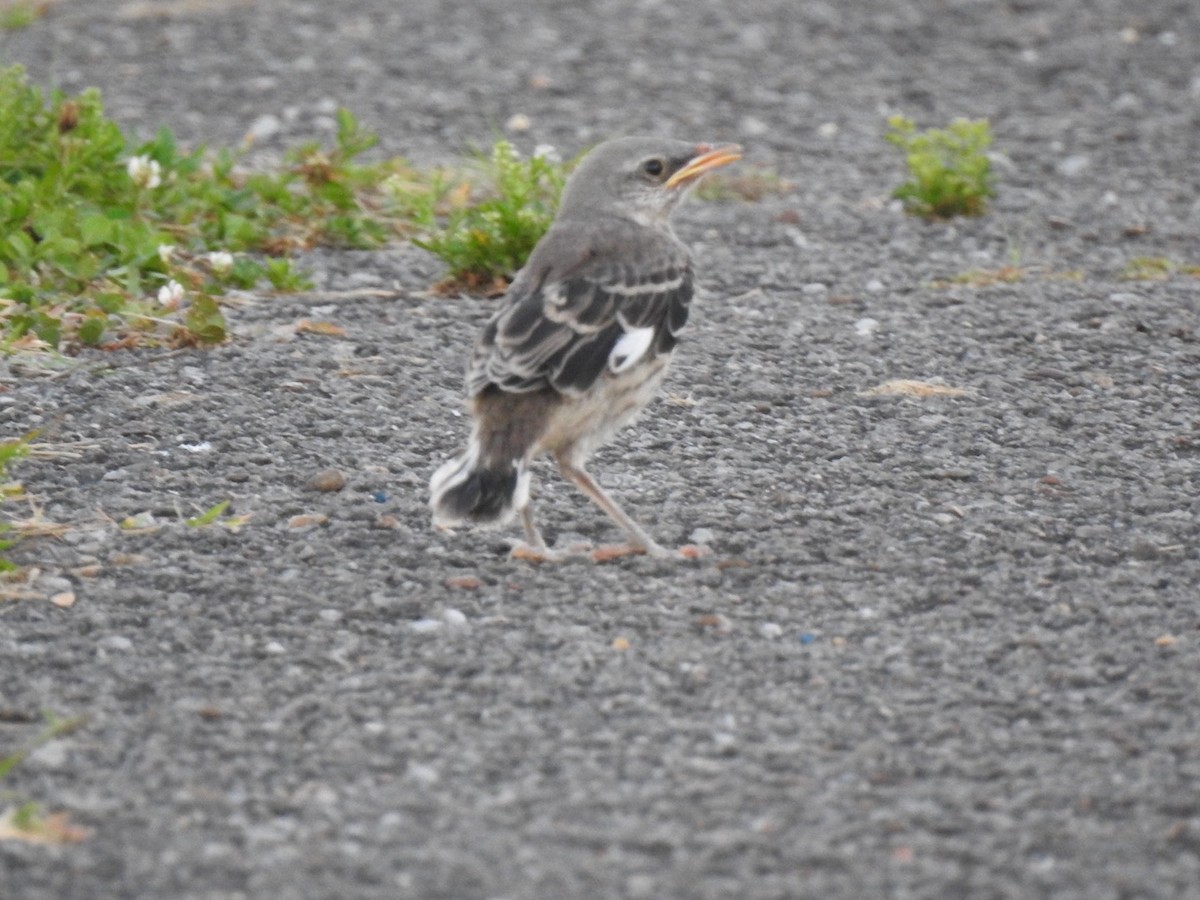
[557,137,742,227]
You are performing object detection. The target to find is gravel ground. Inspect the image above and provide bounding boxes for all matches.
[2,1,1200,898]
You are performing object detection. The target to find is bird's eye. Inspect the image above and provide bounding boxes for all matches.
[641,158,665,178]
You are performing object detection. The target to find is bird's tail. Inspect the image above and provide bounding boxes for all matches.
[429,437,530,528]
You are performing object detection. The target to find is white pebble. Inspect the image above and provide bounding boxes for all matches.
[865,279,885,293]
[802,282,828,295]
[264,641,286,655]
[409,618,443,634]
[318,609,342,623]
[816,122,839,139]
[99,635,133,652]
[740,115,769,137]
[441,608,468,627]
[246,114,281,141]
[759,622,784,639]
[1056,155,1090,178]
[505,113,531,132]
[407,763,440,785]
[689,527,716,545]
[854,317,880,337]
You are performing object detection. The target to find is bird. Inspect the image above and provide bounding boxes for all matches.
[429,136,741,561]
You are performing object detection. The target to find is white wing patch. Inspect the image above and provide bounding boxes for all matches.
[608,326,655,374]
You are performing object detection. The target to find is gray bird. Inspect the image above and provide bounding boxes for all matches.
[429,137,741,561]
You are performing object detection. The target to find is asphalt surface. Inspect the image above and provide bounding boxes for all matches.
[2,1,1200,898]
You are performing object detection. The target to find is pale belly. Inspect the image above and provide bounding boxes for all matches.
[533,356,671,465]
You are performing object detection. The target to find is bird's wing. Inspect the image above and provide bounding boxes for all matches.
[467,223,693,397]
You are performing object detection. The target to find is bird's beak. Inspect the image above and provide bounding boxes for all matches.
[665,143,743,189]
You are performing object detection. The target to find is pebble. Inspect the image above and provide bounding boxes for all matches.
[1057,155,1090,177]
[318,609,342,623]
[854,317,880,337]
[306,469,347,492]
[38,575,74,595]
[288,513,328,529]
[407,763,440,785]
[759,622,784,639]
[247,113,281,141]
[689,527,716,545]
[99,635,134,652]
[441,608,468,627]
[264,641,286,655]
[409,618,443,634]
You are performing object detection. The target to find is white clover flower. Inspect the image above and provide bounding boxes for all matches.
[208,251,234,274]
[157,244,175,263]
[532,144,561,163]
[127,155,162,189]
[157,279,185,308]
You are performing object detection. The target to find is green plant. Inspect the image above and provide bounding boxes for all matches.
[0,711,89,844]
[0,65,404,352]
[886,116,995,218]
[0,432,33,571]
[1123,255,1180,280]
[395,141,570,291]
[0,1,44,30]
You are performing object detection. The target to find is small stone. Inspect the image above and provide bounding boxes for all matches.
[318,609,342,623]
[740,115,770,137]
[98,635,133,652]
[505,113,531,132]
[694,614,732,634]
[51,592,76,609]
[689,527,716,545]
[612,636,631,651]
[38,575,73,595]
[816,121,839,139]
[264,641,286,655]
[759,622,783,639]
[445,575,481,590]
[407,763,440,785]
[1155,634,1177,648]
[1057,155,1090,178]
[306,469,347,492]
[866,279,885,293]
[441,608,468,627]
[409,618,443,634]
[246,114,281,141]
[802,282,828,295]
[288,513,328,529]
[854,317,880,337]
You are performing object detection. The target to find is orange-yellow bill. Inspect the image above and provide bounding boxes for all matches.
[665,144,743,189]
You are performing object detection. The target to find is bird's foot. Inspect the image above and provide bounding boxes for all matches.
[509,540,593,563]
[590,543,712,563]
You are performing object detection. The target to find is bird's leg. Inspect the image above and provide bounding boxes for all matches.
[555,458,675,560]
[509,504,558,562]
